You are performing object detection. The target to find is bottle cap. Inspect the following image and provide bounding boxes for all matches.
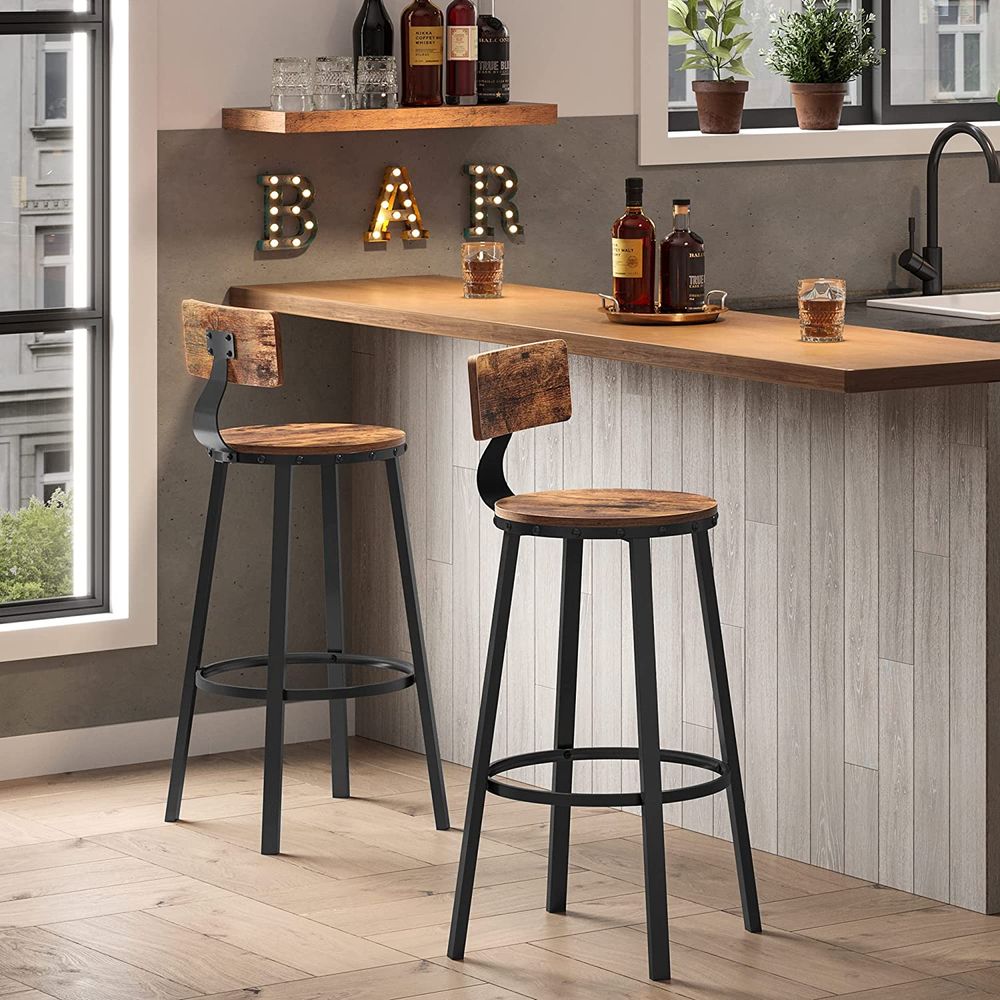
[626,177,644,203]
[674,198,691,207]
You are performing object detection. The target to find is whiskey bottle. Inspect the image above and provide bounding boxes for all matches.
[446,0,478,106]
[611,177,657,314]
[661,199,705,313]
[354,0,394,71]
[477,0,509,105]
[402,0,444,107]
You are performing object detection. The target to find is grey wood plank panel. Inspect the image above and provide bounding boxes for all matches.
[988,384,1000,915]
[426,333,454,565]
[844,392,880,770]
[452,466,482,767]
[425,558,455,764]
[591,358,623,796]
[844,763,879,883]
[714,624,744,843]
[777,386,812,864]
[879,658,914,893]
[913,388,949,557]
[745,380,778,525]
[453,337,479,471]
[810,391,845,873]
[533,420,565,692]
[745,520,778,854]
[913,550,950,903]
[949,442,988,911]
[683,722,715,836]
[713,376,746,628]
[650,366,684,825]
[681,373,716,734]
[949,384,987,448]
[879,390,914,665]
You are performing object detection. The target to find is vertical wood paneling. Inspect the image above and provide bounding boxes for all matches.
[950,383,987,448]
[844,393,880,771]
[426,336,454,565]
[810,392,845,873]
[452,465,481,767]
[913,388,949,557]
[777,387,811,864]
[714,624,744,842]
[844,763,879,882]
[879,391,914,665]
[913,550,950,902]
[879,658,914,892]
[987,385,1000,916]
[745,381,777,525]
[713,378,745,627]
[425,558,454,762]
[683,722,715,836]
[533,420,564,692]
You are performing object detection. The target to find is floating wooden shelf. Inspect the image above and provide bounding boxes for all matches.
[222,102,558,135]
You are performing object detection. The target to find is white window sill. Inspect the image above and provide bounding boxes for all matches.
[639,121,1000,166]
[0,609,156,663]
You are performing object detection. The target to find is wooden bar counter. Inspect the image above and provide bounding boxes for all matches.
[228,274,1000,917]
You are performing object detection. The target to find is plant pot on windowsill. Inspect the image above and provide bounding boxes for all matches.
[692,80,749,135]
[790,82,848,130]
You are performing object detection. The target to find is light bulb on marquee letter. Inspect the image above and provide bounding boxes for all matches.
[463,163,522,240]
[257,174,317,252]
[366,166,429,244]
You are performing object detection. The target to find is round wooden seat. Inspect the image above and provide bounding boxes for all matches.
[221,423,406,456]
[495,489,718,528]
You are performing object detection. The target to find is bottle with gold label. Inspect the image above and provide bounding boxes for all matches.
[611,177,656,314]
[402,0,444,107]
[661,199,706,313]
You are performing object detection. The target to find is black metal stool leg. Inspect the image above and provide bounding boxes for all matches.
[629,537,671,982]
[166,461,228,823]
[448,532,521,960]
[386,458,450,831]
[692,528,762,933]
[262,464,293,856]
[547,538,584,913]
[322,464,350,800]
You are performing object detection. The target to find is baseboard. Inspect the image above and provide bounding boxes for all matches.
[0,702,342,782]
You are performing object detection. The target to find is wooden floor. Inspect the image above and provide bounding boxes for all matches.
[0,738,996,1000]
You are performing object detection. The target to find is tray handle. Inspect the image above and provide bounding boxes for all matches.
[706,289,729,310]
[599,292,621,314]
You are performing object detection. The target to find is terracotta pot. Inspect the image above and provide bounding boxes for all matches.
[790,82,848,131]
[691,80,749,135]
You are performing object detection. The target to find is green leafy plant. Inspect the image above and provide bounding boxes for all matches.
[0,491,73,604]
[762,0,884,84]
[668,0,753,83]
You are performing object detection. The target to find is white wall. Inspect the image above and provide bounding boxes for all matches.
[156,0,637,129]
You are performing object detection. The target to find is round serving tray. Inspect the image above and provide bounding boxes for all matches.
[599,291,729,326]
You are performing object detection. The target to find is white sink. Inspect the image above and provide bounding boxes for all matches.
[867,291,1000,322]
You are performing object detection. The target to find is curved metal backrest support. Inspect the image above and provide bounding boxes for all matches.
[477,433,514,510]
[193,330,235,461]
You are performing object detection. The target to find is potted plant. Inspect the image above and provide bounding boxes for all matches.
[668,0,753,135]
[763,0,884,131]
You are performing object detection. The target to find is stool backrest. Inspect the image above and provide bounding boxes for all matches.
[182,299,284,388]
[468,340,572,441]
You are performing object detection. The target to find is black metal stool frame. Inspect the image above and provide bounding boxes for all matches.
[165,329,450,854]
[448,434,761,982]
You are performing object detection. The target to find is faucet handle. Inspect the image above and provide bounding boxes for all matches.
[908,216,917,253]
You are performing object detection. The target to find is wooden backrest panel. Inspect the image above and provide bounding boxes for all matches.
[182,300,284,387]
[468,339,572,441]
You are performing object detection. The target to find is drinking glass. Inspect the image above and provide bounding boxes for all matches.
[798,278,846,343]
[271,57,313,112]
[356,55,399,109]
[314,56,355,110]
[462,242,504,299]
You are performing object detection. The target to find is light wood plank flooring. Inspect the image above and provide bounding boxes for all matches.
[0,737,994,1000]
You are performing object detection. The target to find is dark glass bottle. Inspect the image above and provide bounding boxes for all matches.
[477,0,509,105]
[446,0,478,105]
[402,0,444,107]
[612,178,657,314]
[353,0,394,71]
[660,199,706,313]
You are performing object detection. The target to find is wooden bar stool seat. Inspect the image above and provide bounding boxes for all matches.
[449,340,760,983]
[495,489,718,529]
[221,423,406,457]
[165,301,449,856]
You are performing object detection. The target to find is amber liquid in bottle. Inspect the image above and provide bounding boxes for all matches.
[612,177,656,314]
[402,0,444,107]
[446,0,478,105]
[660,200,705,313]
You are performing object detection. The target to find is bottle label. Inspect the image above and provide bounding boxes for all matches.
[447,25,478,61]
[613,239,644,279]
[409,25,444,66]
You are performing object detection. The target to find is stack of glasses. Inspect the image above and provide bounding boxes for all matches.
[271,56,398,112]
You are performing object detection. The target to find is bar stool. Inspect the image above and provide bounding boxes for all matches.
[164,300,449,855]
[448,340,760,982]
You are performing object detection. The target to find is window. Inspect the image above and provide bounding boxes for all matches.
[666,0,1000,132]
[0,0,108,624]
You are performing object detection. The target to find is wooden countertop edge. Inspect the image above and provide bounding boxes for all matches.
[228,283,1000,394]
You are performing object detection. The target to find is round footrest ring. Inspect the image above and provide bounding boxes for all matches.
[195,652,414,703]
[485,747,730,808]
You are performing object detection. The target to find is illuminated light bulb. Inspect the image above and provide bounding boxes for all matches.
[505,179,515,189]
[301,189,312,198]
[269,175,279,185]
[403,199,413,208]
[399,183,409,192]
[270,206,279,216]
[475,211,485,221]
[509,225,519,234]
[475,226,484,235]
[475,181,485,190]
[381,200,390,210]
[269,239,279,248]
[475,165,485,174]
[385,183,395,192]
[270,223,280,232]
[292,237,301,247]
[505,209,515,219]
[392,167,402,177]
[371,231,382,240]
[495,165,505,175]
[270,190,280,200]
[292,205,301,215]
[305,220,315,230]
[493,196,503,205]
[411,229,421,238]
[475,196,484,206]
[408,213,417,222]
[292,176,301,185]
[393,211,401,220]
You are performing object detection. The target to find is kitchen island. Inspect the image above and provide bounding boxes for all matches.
[230,276,1000,914]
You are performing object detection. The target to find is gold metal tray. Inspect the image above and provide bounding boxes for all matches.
[599,291,728,326]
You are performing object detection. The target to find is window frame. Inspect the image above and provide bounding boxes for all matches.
[0,1,109,625]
